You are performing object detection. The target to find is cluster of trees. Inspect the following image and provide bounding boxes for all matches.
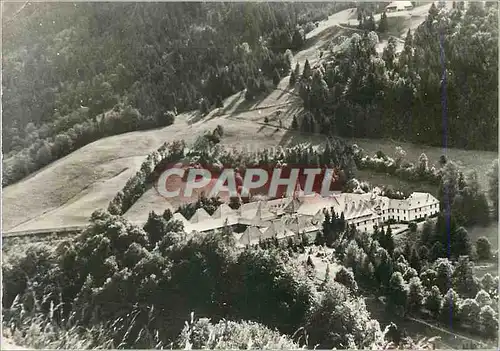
[354,146,442,185]
[295,3,498,151]
[438,161,492,228]
[3,208,412,349]
[107,136,358,219]
[244,50,294,100]
[355,6,389,33]
[357,12,377,32]
[488,159,498,219]
[108,140,186,215]
[2,106,176,187]
[315,208,347,247]
[418,213,496,264]
[3,2,341,184]
[396,257,498,338]
[177,195,223,220]
[333,218,498,339]
[352,147,497,230]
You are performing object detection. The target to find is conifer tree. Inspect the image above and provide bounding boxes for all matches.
[215,95,224,108]
[273,68,281,86]
[378,12,388,33]
[289,70,296,86]
[294,62,300,80]
[302,59,312,80]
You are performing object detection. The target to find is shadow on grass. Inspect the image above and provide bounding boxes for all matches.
[277,126,330,149]
[229,92,270,117]
[220,90,244,115]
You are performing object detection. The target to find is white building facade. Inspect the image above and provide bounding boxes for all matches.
[173,191,440,246]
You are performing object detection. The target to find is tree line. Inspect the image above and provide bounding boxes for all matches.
[2,107,176,187]
[108,135,358,216]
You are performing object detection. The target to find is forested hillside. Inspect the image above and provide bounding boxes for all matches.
[2,2,352,186]
[295,2,498,151]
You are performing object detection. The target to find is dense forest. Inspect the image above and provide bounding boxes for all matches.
[295,2,498,151]
[2,2,352,154]
[2,2,356,186]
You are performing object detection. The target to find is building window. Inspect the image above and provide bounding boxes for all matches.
[397,216,400,221]
[357,223,359,227]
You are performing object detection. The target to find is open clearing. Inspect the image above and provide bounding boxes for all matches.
[3,3,497,232]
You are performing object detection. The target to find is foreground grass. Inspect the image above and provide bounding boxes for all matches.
[2,304,113,349]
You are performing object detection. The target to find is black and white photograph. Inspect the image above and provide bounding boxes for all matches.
[1,1,499,349]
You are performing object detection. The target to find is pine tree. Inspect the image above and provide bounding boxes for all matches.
[428,3,439,29]
[315,231,324,246]
[409,248,421,273]
[403,242,412,260]
[163,208,173,221]
[322,263,331,287]
[199,98,210,116]
[289,70,296,86]
[215,95,223,108]
[292,116,299,130]
[366,14,376,31]
[378,12,388,33]
[399,29,414,69]
[292,28,305,50]
[273,68,281,86]
[306,255,315,268]
[294,62,300,80]
[301,232,310,246]
[385,225,395,257]
[302,59,312,80]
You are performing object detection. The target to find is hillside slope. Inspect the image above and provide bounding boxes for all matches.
[3,8,355,232]
[3,4,498,232]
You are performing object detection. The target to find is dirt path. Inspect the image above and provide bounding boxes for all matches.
[406,316,491,348]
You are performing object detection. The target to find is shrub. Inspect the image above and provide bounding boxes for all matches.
[479,305,498,338]
[476,237,492,260]
[178,317,302,350]
[305,281,381,349]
